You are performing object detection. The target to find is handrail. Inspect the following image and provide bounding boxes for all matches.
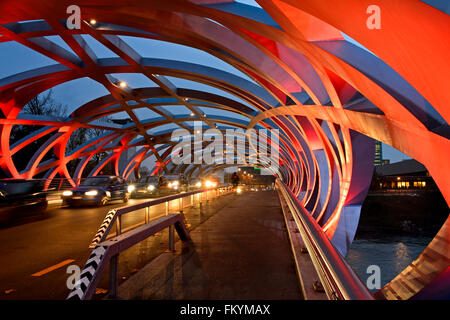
[89,186,233,248]
[68,185,233,300]
[67,213,191,300]
[276,180,374,300]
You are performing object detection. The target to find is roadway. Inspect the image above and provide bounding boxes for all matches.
[0,192,234,299]
[124,190,302,299]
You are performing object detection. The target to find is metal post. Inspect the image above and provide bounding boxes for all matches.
[145,206,149,224]
[179,197,183,213]
[165,201,169,215]
[116,216,122,236]
[191,194,194,208]
[169,225,175,251]
[109,254,119,299]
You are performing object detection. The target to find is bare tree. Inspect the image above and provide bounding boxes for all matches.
[21,89,67,116]
[8,90,68,175]
[66,120,114,177]
[5,90,116,178]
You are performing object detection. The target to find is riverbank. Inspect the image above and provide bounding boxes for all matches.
[357,191,448,237]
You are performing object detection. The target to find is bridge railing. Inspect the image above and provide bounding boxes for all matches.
[67,213,191,300]
[276,180,374,300]
[89,186,233,248]
[67,186,233,300]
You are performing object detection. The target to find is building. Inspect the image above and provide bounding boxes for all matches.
[374,141,383,167]
[237,166,275,186]
[371,159,436,191]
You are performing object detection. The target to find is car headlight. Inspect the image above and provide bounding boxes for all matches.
[62,190,73,196]
[195,182,202,188]
[168,182,172,188]
[147,184,155,191]
[105,191,111,197]
[212,182,217,187]
[205,180,212,188]
[173,180,179,186]
[236,187,242,194]
[85,190,98,196]
[127,185,135,193]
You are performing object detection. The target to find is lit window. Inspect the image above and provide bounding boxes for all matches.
[422,181,426,187]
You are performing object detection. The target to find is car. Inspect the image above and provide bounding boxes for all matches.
[0,179,48,225]
[203,176,219,188]
[62,175,129,206]
[159,175,186,191]
[0,179,47,208]
[189,178,203,189]
[128,176,158,198]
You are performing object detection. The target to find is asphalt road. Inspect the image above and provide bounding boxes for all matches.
[0,192,235,299]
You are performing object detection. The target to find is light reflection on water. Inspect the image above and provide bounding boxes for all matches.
[345,236,431,291]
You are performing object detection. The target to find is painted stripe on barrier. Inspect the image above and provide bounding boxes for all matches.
[67,246,107,300]
[89,210,116,248]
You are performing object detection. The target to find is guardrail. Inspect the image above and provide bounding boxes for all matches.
[67,214,191,300]
[67,185,233,300]
[89,186,233,248]
[276,180,374,300]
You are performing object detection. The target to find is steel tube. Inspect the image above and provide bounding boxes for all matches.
[108,254,119,299]
[145,207,149,224]
[169,225,175,251]
[277,181,374,300]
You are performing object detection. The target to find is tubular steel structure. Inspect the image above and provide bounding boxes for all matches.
[0,0,449,299]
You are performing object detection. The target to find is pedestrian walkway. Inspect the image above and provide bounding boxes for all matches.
[119,190,303,299]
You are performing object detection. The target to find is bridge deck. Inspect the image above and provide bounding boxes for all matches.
[120,190,303,300]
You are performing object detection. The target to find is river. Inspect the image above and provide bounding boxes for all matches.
[345,234,432,292]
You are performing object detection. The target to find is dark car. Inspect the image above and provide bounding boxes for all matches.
[62,176,129,206]
[159,174,188,192]
[189,178,203,190]
[0,179,47,208]
[128,176,158,198]
[0,179,48,226]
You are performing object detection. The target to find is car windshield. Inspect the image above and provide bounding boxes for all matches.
[138,177,148,183]
[81,177,111,186]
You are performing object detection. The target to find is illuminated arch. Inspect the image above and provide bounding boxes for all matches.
[0,0,448,299]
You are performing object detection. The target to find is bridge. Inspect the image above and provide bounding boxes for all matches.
[0,0,448,301]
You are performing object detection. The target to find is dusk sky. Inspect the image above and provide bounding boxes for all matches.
[0,1,421,165]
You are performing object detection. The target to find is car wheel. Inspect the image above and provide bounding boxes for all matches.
[123,193,129,203]
[38,200,48,210]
